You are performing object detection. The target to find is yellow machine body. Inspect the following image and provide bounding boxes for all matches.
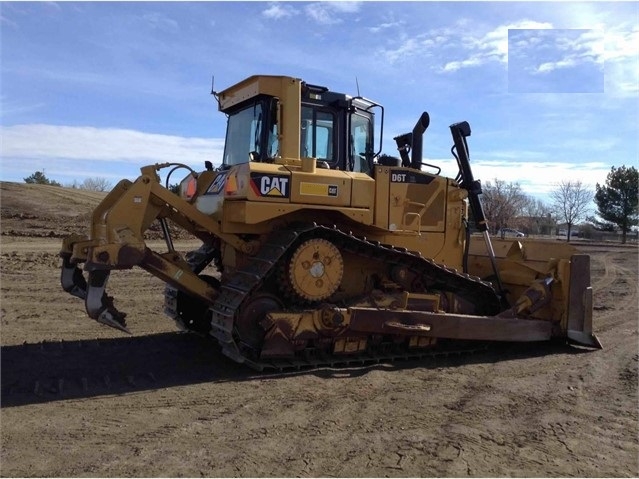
[60,75,600,370]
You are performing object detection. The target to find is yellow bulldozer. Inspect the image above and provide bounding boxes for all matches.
[60,75,601,370]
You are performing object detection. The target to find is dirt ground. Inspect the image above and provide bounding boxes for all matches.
[1,181,637,477]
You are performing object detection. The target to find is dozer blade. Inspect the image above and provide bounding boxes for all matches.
[566,255,602,349]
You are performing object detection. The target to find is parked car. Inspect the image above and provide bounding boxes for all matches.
[497,228,525,238]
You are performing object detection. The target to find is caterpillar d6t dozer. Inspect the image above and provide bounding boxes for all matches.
[60,75,601,370]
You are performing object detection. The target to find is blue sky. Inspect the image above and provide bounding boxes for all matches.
[1,1,638,200]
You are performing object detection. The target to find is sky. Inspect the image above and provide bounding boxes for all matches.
[1,1,638,203]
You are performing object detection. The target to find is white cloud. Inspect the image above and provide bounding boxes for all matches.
[496,21,554,47]
[510,27,636,93]
[262,2,361,25]
[604,28,639,94]
[604,29,639,62]
[445,20,554,71]
[519,29,605,75]
[381,20,554,72]
[380,30,449,64]
[454,20,635,83]
[606,62,639,94]
[433,157,609,198]
[327,2,362,14]
[305,4,339,25]
[536,58,577,74]
[304,1,361,25]
[1,125,225,174]
[262,4,297,20]
[441,57,483,73]
[368,20,404,34]
[382,37,422,64]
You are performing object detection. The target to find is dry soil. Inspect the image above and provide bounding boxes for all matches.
[1,181,637,477]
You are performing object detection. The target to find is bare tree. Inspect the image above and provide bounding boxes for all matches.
[550,180,592,242]
[480,179,527,234]
[81,177,112,192]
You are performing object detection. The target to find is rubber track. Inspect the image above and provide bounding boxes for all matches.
[207,224,501,371]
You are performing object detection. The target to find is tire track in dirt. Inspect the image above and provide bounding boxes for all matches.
[559,246,639,476]
[590,250,639,333]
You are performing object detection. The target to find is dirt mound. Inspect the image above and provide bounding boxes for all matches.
[0,181,192,240]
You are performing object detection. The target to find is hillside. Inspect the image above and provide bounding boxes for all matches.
[0,182,106,237]
[0,181,191,239]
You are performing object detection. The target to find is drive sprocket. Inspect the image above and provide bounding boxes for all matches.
[287,238,344,302]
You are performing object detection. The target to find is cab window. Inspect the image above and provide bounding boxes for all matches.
[223,102,264,166]
[301,106,335,163]
[350,113,373,174]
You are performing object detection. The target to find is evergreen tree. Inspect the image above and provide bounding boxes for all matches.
[595,165,639,244]
[23,171,61,187]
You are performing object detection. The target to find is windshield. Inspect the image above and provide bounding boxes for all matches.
[223,101,264,166]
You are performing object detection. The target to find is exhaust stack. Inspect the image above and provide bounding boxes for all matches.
[411,112,430,170]
[392,111,430,169]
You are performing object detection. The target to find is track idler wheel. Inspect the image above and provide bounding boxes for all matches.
[287,238,344,302]
[235,294,283,351]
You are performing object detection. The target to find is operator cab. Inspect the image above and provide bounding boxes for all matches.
[218,76,382,175]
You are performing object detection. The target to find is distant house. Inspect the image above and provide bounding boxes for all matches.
[556,223,581,237]
[517,214,556,236]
